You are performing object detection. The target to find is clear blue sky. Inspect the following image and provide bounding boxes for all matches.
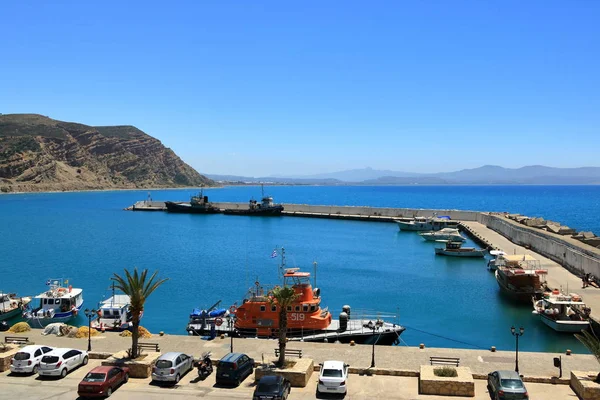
[1,1,598,176]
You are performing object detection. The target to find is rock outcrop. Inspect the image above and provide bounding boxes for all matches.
[0,114,213,193]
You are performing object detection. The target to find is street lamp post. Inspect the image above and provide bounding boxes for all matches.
[227,314,235,353]
[367,320,383,368]
[511,326,524,374]
[84,309,97,352]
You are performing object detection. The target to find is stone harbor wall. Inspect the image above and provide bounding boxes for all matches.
[419,366,475,397]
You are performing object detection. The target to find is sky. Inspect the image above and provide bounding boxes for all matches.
[1,1,599,177]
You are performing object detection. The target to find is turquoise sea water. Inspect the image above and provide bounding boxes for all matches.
[1,185,599,354]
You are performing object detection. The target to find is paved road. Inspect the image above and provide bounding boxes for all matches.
[0,359,579,399]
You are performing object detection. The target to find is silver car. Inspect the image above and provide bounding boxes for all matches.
[38,348,89,378]
[151,352,194,384]
[487,370,528,400]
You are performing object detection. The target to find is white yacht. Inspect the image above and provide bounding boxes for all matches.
[486,250,507,271]
[23,279,84,328]
[91,293,138,332]
[532,290,590,333]
[396,216,452,232]
[434,241,486,257]
[419,228,465,242]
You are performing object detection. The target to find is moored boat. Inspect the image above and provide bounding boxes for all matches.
[90,286,139,332]
[223,185,284,216]
[532,289,591,333]
[487,250,506,271]
[494,255,547,303]
[187,248,404,345]
[165,188,220,214]
[22,279,84,328]
[0,292,31,322]
[434,241,486,257]
[419,228,465,242]
[396,216,453,232]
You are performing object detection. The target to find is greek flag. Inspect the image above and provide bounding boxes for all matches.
[45,279,51,286]
[270,249,278,258]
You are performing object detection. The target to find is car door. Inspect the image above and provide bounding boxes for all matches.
[181,354,191,371]
[108,368,119,389]
[33,348,43,364]
[71,350,82,368]
[61,351,73,371]
[175,356,182,375]
[240,355,250,377]
[489,372,498,394]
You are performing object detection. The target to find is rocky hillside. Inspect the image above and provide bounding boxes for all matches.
[0,114,213,193]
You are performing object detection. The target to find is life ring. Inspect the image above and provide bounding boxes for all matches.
[229,306,237,313]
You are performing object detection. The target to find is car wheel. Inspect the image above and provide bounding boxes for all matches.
[175,374,180,384]
[106,387,112,397]
[124,373,129,383]
[32,365,39,374]
[235,378,240,387]
[82,356,88,366]
[60,368,67,378]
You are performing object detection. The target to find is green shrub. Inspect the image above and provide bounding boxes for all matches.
[434,367,458,377]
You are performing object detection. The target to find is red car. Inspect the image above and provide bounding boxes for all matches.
[77,366,130,398]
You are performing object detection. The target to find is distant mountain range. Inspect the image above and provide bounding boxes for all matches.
[206,166,600,185]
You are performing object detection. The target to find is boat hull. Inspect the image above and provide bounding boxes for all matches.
[397,221,436,231]
[539,315,589,333]
[165,201,221,214]
[25,303,84,328]
[421,234,465,242]
[0,307,22,322]
[223,205,284,216]
[495,271,541,303]
[435,248,486,257]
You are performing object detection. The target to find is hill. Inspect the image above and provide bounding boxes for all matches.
[0,114,214,193]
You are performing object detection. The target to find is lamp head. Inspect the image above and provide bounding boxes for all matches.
[511,326,515,335]
[519,327,524,335]
[84,308,90,317]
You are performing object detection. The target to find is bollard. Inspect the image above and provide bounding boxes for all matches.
[159,331,164,337]
[350,340,355,346]
[490,346,496,352]
[220,334,225,339]
[419,343,425,349]
[566,349,571,356]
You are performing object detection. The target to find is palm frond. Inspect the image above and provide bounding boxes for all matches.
[575,329,600,364]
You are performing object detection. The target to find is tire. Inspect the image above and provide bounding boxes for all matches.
[32,365,39,374]
[235,378,240,387]
[124,374,129,383]
[61,368,67,378]
[82,356,88,366]
[175,374,180,384]
[106,387,112,397]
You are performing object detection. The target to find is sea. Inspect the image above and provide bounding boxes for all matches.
[1,185,599,354]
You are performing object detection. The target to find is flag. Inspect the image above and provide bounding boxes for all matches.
[45,280,51,286]
[270,249,278,258]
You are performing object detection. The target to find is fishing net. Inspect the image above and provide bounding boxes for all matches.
[119,326,152,338]
[8,322,31,333]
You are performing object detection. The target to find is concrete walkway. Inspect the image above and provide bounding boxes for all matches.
[462,221,600,321]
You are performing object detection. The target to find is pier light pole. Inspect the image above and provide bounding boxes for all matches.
[84,309,97,352]
[367,320,383,368]
[511,326,524,374]
[226,314,235,353]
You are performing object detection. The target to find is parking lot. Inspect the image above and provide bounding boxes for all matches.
[0,358,580,400]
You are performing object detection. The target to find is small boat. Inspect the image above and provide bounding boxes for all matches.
[223,185,284,216]
[494,255,547,303]
[165,188,220,214]
[434,241,486,257]
[532,289,591,333]
[487,250,506,271]
[396,215,453,232]
[22,279,84,328]
[0,292,31,322]
[90,285,139,332]
[419,228,465,242]
[188,248,404,345]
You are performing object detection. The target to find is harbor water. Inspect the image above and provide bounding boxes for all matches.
[2,185,599,354]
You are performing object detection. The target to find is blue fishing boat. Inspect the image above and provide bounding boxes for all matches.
[22,279,84,328]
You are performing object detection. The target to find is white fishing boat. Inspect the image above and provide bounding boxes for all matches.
[396,216,452,232]
[91,291,138,332]
[487,250,507,271]
[419,228,465,242]
[22,279,84,328]
[0,292,31,322]
[434,241,486,258]
[532,290,591,333]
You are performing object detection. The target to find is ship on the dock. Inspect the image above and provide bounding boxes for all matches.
[0,292,31,322]
[494,254,547,303]
[187,248,404,345]
[223,185,284,216]
[165,188,220,214]
[22,279,84,328]
[396,215,453,231]
[532,289,591,333]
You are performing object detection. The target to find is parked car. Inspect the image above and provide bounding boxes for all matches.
[487,370,529,400]
[216,352,254,386]
[317,360,349,395]
[151,352,194,384]
[38,348,88,378]
[78,366,130,398]
[253,375,291,400]
[10,345,54,374]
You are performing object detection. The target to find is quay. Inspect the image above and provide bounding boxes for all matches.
[0,331,593,399]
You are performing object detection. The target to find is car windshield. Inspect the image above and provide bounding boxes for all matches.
[14,352,30,360]
[83,373,106,382]
[156,360,172,369]
[322,368,343,377]
[501,379,524,389]
[42,356,59,364]
[218,363,234,371]
[256,382,279,392]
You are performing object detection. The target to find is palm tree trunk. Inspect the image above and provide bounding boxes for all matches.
[278,307,287,367]
[132,311,140,358]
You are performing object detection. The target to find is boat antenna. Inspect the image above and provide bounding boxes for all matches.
[278,247,286,281]
[313,261,317,288]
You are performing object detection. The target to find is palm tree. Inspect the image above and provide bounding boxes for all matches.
[111,268,168,358]
[269,286,298,367]
[575,328,600,382]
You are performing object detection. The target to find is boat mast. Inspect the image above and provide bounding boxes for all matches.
[279,247,286,282]
[313,261,317,288]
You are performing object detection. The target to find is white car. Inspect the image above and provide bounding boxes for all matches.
[10,345,54,374]
[317,360,349,395]
[38,348,89,378]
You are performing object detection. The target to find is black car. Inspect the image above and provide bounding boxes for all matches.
[216,352,254,386]
[253,375,291,400]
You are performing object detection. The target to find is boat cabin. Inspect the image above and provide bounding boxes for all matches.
[31,280,83,319]
[534,291,590,321]
[95,295,131,329]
